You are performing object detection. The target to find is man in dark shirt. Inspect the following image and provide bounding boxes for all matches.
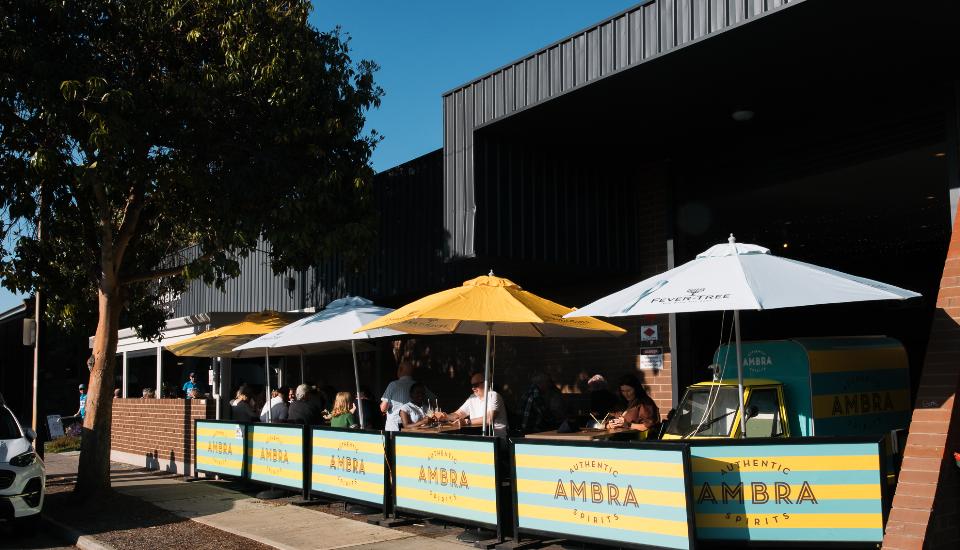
[287,384,323,425]
[519,373,563,433]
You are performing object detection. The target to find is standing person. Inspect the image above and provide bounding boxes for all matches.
[260,387,289,423]
[606,374,660,435]
[442,373,508,437]
[182,372,200,398]
[328,392,358,428]
[380,361,434,432]
[74,383,88,421]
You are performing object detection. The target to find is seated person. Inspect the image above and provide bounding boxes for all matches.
[230,385,257,422]
[606,374,660,435]
[288,384,323,425]
[441,373,508,437]
[587,374,618,420]
[328,391,359,428]
[399,383,434,429]
[519,373,565,433]
[260,387,289,423]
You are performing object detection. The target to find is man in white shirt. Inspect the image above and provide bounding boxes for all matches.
[260,387,288,423]
[443,373,508,437]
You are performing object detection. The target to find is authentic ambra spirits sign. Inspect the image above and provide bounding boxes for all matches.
[247,424,305,490]
[512,441,694,550]
[393,434,498,528]
[311,428,386,506]
[691,441,884,543]
[195,420,245,477]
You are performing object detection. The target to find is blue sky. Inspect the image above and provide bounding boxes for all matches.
[0,1,639,312]
[310,1,640,171]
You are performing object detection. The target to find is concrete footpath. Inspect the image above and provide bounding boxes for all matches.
[43,453,468,550]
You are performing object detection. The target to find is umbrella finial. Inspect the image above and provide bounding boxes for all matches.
[488,269,494,276]
[728,233,736,244]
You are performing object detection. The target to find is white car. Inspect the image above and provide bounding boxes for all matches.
[0,392,45,533]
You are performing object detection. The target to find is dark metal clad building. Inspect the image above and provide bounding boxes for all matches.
[443,0,807,257]
[168,238,315,317]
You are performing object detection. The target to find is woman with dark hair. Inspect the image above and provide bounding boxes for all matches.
[606,374,660,436]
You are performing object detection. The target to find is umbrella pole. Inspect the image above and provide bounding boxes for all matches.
[481,325,492,437]
[734,310,745,438]
[300,352,305,385]
[265,348,272,423]
[352,340,364,428]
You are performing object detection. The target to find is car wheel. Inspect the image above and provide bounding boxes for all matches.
[14,513,41,536]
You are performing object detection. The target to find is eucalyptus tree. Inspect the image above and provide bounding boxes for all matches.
[0,1,381,495]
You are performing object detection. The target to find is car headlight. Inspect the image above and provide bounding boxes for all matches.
[9,450,37,467]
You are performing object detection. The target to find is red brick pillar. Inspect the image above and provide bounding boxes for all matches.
[882,214,960,549]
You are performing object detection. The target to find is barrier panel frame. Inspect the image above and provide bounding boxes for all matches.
[245,421,308,493]
[194,418,250,480]
[392,431,502,533]
[509,437,697,550]
[688,435,888,548]
[309,425,391,511]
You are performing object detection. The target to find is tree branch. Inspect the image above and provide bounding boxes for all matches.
[119,251,213,286]
[90,176,116,282]
[113,181,147,270]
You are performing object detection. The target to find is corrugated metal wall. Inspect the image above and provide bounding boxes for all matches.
[443,0,804,257]
[313,149,470,307]
[474,137,669,276]
[169,238,313,317]
[168,150,467,317]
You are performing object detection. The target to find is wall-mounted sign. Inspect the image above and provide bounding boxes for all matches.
[639,347,663,371]
[512,441,694,550]
[394,434,498,528]
[640,324,659,343]
[195,420,245,477]
[311,427,385,507]
[247,424,304,490]
[691,440,884,543]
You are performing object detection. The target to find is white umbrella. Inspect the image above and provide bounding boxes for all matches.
[234,296,405,426]
[565,234,921,436]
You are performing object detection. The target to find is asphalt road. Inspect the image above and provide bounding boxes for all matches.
[0,523,74,549]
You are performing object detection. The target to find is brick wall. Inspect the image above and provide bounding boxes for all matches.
[883,214,960,549]
[111,398,214,475]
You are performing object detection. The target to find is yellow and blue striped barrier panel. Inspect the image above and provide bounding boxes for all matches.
[512,440,695,550]
[691,439,885,543]
[195,420,245,477]
[311,427,387,507]
[247,424,305,491]
[394,433,499,529]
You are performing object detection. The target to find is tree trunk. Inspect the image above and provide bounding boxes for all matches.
[75,280,122,497]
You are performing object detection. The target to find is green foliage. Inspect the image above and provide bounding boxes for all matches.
[45,434,82,454]
[0,0,381,338]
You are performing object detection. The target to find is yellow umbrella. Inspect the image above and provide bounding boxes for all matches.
[165,310,299,358]
[357,273,625,434]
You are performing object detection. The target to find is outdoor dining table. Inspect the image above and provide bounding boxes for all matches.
[402,423,481,435]
[522,427,638,441]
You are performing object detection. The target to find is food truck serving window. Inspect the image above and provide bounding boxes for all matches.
[666,386,739,437]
